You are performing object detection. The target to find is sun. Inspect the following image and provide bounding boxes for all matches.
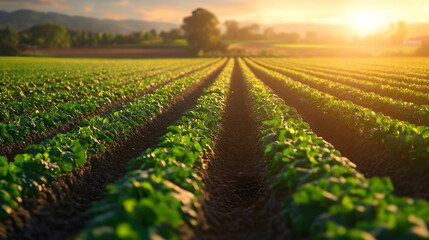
[351,11,380,35]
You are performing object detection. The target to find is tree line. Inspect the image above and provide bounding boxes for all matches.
[0,23,185,55]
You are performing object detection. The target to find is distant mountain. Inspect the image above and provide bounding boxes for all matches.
[0,9,179,33]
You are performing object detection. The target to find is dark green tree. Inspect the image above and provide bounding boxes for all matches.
[415,40,429,56]
[278,32,300,43]
[160,28,184,42]
[389,21,408,45]
[25,23,70,48]
[263,27,276,40]
[224,20,240,39]
[101,32,116,46]
[0,26,19,56]
[240,24,261,40]
[182,8,227,55]
[87,32,99,47]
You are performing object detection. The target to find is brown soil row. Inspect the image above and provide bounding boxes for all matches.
[0,60,221,161]
[245,59,429,201]
[255,60,426,126]
[24,47,188,58]
[0,62,226,240]
[193,61,292,239]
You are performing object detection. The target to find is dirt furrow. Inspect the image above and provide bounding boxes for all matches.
[245,59,429,201]
[193,61,291,240]
[0,62,226,240]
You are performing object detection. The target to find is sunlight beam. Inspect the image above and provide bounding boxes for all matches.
[350,11,383,35]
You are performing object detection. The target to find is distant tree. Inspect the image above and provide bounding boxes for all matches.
[278,32,300,43]
[149,29,158,38]
[224,20,240,39]
[0,26,19,55]
[389,21,408,45]
[69,29,83,46]
[240,24,261,40]
[87,32,99,47]
[143,31,161,42]
[263,27,276,40]
[25,23,70,48]
[182,8,227,55]
[160,28,184,42]
[304,31,318,44]
[170,28,184,39]
[101,32,116,46]
[415,40,429,56]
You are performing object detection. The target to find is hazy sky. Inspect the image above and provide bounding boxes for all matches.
[1,0,428,27]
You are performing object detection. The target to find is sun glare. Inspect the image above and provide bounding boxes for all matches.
[351,11,380,35]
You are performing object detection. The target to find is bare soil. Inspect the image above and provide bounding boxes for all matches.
[23,47,188,58]
[0,62,225,240]
[193,61,292,239]
[245,59,429,201]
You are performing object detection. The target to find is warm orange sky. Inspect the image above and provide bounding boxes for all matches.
[1,0,429,32]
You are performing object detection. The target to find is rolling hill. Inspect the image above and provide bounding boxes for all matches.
[0,9,179,33]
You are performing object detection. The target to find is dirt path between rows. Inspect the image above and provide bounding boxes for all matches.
[0,63,226,240]
[193,61,292,239]
[245,59,429,201]
[24,47,188,58]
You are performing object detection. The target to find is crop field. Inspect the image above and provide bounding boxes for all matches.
[0,56,429,239]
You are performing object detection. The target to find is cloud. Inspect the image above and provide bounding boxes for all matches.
[0,0,16,5]
[83,6,93,13]
[135,7,189,23]
[0,0,64,7]
[118,0,128,6]
[37,0,62,7]
[105,15,123,20]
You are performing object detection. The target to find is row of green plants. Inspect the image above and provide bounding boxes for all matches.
[304,61,429,94]
[280,58,429,87]
[77,59,234,240]
[272,58,429,93]
[328,61,429,86]
[239,58,429,239]
[286,62,429,105]
[253,58,429,126]
[0,59,220,145]
[259,58,429,106]
[0,59,209,121]
[1,61,127,102]
[0,58,202,102]
[245,59,429,162]
[0,58,226,219]
[1,65,161,121]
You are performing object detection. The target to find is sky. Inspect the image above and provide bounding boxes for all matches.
[1,0,429,32]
